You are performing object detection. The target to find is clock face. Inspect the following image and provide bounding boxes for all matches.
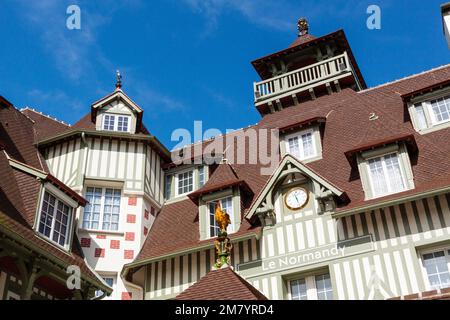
[285,187,309,211]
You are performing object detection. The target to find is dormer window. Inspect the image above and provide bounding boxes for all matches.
[284,127,321,162]
[103,114,130,132]
[357,143,415,200]
[367,153,406,197]
[37,191,73,248]
[409,90,450,133]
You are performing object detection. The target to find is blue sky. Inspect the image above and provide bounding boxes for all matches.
[0,0,448,149]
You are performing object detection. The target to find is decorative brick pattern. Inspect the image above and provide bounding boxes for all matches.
[121,292,132,300]
[389,288,450,300]
[110,240,120,249]
[127,214,136,223]
[151,206,155,216]
[94,248,105,258]
[144,209,149,220]
[128,197,137,206]
[124,250,134,260]
[143,227,148,236]
[96,234,106,239]
[80,238,91,247]
[125,232,135,241]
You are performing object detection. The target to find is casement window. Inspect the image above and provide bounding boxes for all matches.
[410,92,450,132]
[288,273,333,300]
[38,191,73,248]
[103,114,130,132]
[175,170,194,196]
[82,187,121,231]
[358,144,414,200]
[285,129,318,161]
[165,174,172,199]
[421,249,450,290]
[198,166,205,188]
[367,153,407,197]
[207,196,234,238]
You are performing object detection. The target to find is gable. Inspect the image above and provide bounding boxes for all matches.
[245,154,346,221]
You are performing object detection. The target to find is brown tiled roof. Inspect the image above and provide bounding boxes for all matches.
[175,267,267,300]
[132,64,450,265]
[0,97,107,291]
[188,162,252,202]
[389,287,450,300]
[21,108,69,141]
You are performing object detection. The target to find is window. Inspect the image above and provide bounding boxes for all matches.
[103,114,130,132]
[176,170,194,196]
[198,166,205,188]
[95,277,114,298]
[285,129,317,161]
[165,174,172,199]
[208,197,234,238]
[38,191,72,247]
[367,153,407,198]
[422,249,450,290]
[289,273,333,300]
[82,187,121,231]
[411,93,450,131]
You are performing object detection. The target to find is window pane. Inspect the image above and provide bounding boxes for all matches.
[103,115,115,131]
[301,132,314,158]
[177,171,193,195]
[165,175,172,199]
[415,104,427,130]
[117,116,129,132]
[315,274,333,300]
[39,192,56,238]
[102,188,121,231]
[208,197,233,237]
[431,95,450,124]
[288,137,301,159]
[368,157,388,196]
[83,187,102,230]
[290,279,307,300]
[383,154,405,193]
[38,192,71,247]
[198,166,205,188]
[423,251,450,290]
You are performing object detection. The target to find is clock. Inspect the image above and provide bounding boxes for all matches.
[284,187,309,211]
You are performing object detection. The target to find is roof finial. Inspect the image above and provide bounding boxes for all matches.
[115,70,122,89]
[297,18,309,36]
[213,201,233,269]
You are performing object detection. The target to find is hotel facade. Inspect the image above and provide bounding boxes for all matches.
[1,18,450,300]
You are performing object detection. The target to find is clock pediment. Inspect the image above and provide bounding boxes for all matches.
[245,154,347,225]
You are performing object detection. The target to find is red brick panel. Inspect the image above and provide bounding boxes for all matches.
[95,248,105,258]
[128,197,137,206]
[143,227,148,236]
[121,292,132,300]
[96,234,106,239]
[127,214,136,223]
[110,240,120,249]
[124,250,134,260]
[144,210,149,220]
[80,238,91,247]
[125,232,135,241]
[151,206,155,216]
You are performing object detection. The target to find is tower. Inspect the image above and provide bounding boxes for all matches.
[251,18,367,115]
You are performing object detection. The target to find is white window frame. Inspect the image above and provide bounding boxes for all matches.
[419,246,450,291]
[366,152,408,199]
[82,187,122,232]
[206,196,234,238]
[287,273,333,300]
[175,168,195,197]
[102,114,131,132]
[409,88,450,133]
[36,190,73,250]
[285,128,318,161]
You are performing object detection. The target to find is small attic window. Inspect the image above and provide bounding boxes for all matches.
[409,89,450,133]
[103,114,130,132]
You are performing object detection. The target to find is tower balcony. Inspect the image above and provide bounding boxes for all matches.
[253,52,357,113]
